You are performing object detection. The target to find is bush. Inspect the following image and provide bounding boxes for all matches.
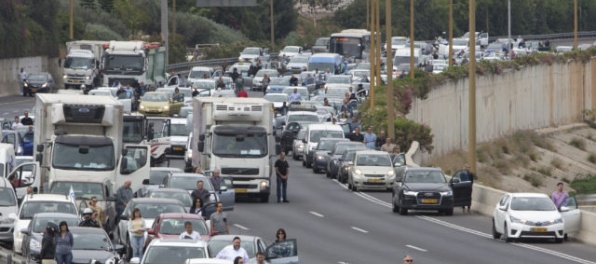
[84,24,124,41]
[588,153,596,164]
[551,157,564,170]
[523,173,543,187]
[570,174,596,194]
[393,118,434,153]
[570,138,586,151]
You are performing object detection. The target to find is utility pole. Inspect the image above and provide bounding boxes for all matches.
[270,0,275,50]
[375,0,381,87]
[507,0,511,58]
[366,0,370,30]
[173,0,176,41]
[409,0,415,78]
[386,0,394,138]
[448,0,453,67]
[161,0,169,64]
[468,0,477,174]
[574,0,578,50]
[369,0,377,108]
[69,0,74,40]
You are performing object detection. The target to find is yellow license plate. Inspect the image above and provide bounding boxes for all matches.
[31,88,37,92]
[531,228,547,232]
[421,198,438,204]
[235,188,247,193]
[368,178,383,183]
[173,147,183,151]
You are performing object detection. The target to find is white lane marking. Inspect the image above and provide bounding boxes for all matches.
[338,187,596,264]
[351,226,368,233]
[406,244,428,252]
[337,262,350,264]
[2,113,7,115]
[233,224,249,231]
[12,110,18,113]
[332,179,348,190]
[309,211,325,218]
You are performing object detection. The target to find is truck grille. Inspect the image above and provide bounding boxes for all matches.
[222,168,259,175]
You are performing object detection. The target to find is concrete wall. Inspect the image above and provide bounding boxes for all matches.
[407,58,596,162]
[0,56,63,97]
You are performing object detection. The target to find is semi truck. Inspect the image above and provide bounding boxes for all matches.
[192,97,280,203]
[64,40,107,89]
[33,94,150,193]
[101,41,167,87]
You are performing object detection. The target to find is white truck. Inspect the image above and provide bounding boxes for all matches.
[33,94,150,193]
[63,41,106,89]
[101,41,167,88]
[192,97,280,203]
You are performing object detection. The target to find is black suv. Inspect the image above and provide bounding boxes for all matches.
[392,167,455,215]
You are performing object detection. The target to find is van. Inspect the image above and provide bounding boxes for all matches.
[302,124,345,168]
[393,48,421,67]
[187,66,221,86]
[0,176,18,246]
[0,144,40,200]
[308,53,347,75]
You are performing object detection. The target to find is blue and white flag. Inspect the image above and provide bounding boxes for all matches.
[69,185,75,200]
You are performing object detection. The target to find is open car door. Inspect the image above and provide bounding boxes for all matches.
[7,161,39,199]
[145,117,171,165]
[265,238,299,264]
[449,170,473,208]
[118,145,151,194]
[202,171,235,211]
[560,196,581,236]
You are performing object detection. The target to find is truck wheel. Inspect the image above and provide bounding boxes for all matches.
[260,194,269,203]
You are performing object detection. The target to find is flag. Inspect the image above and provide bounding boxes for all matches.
[69,185,75,200]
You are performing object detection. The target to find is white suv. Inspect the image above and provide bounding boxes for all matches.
[12,194,78,254]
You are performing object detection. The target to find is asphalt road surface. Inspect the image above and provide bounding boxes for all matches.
[2,90,596,263]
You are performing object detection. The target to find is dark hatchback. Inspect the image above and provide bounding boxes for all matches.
[24,73,55,96]
[312,138,349,173]
[392,167,455,215]
[69,226,124,264]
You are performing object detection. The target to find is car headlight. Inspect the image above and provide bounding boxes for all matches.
[386,170,394,177]
[353,169,362,176]
[510,216,527,224]
[163,105,169,110]
[267,86,271,90]
[30,239,41,250]
[63,74,67,79]
[550,218,563,224]
[85,76,90,80]
[344,166,350,171]
[0,218,15,224]
[41,82,47,87]
[260,181,269,188]
[440,190,453,196]
[403,190,417,196]
[139,105,145,110]
[316,155,324,160]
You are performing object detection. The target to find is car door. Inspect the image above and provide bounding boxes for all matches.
[560,196,581,234]
[203,171,235,211]
[449,169,473,208]
[118,145,151,194]
[2,132,18,153]
[494,195,510,232]
[8,162,39,199]
[265,239,299,264]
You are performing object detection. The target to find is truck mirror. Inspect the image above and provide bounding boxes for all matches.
[120,158,128,173]
[199,134,205,141]
[35,153,43,163]
[36,144,44,152]
[122,148,128,156]
[198,142,204,152]
[275,144,282,155]
[275,136,281,143]
[142,179,150,185]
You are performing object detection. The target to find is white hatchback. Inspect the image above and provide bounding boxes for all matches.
[348,150,394,192]
[132,238,210,264]
[492,193,580,243]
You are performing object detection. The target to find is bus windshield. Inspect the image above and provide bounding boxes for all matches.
[330,37,364,59]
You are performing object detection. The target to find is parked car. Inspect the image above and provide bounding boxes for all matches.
[208,235,267,263]
[348,150,394,192]
[136,167,183,197]
[492,193,580,243]
[326,142,367,180]
[312,138,349,174]
[145,188,193,212]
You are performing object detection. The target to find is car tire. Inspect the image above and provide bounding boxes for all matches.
[399,205,408,215]
[261,194,269,203]
[326,170,330,178]
[444,208,453,216]
[293,152,299,160]
[503,223,513,243]
[492,219,501,239]
[555,237,564,243]
[313,166,319,173]
[306,159,312,168]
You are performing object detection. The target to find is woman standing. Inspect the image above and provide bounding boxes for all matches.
[274,228,287,243]
[128,208,146,261]
[54,221,73,264]
[40,222,58,264]
[190,198,204,217]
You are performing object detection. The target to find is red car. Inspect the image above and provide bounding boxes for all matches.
[145,213,211,249]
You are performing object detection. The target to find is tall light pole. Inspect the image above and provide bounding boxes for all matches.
[574,0,578,50]
[409,0,415,78]
[173,0,176,41]
[369,0,377,108]
[270,0,275,50]
[448,0,453,67]
[69,0,74,40]
[386,0,394,138]
[375,0,381,87]
[468,0,477,174]
[366,0,370,30]
[507,0,511,57]
[161,0,169,64]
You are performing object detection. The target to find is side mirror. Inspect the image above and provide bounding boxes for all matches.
[122,148,128,156]
[302,138,307,143]
[198,142,204,152]
[113,244,125,254]
[32,187,38,194]
[142,179,150,185]
[275,136,281,143]
[147,228,155,235]
[36,144,44,152]
[498,205,507,211]
[559,206,570,212]
[120,158,128,173]
[9,213,17,220]
[130,257,141,264]
[219,186,228,192]
[20,228,29,236]
[199,134,205,141]
[119,215,129,221]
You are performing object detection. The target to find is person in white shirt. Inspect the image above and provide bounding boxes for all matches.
[19,68,28,95]
[179,221,201,241]
[216,236,250,263]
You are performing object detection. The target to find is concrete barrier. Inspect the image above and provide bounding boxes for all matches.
[0,56,62,97]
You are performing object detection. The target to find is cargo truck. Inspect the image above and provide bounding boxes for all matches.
[101,41,167,87]
[192,98,280,203]
[63,40,107,89]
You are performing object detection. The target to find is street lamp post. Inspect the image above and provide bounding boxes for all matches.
[468,0,477,174]
[386,0,394,138]
[448,0,453,67]
[574,0,578,50]
[409,0,415,78]
[270,0,275,50]
[507,0,511,58]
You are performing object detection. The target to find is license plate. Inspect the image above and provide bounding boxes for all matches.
[421,198,438,204]
[368,178,383,183]
[78,80,84,83]
[173,147,183,151]
[531,228,547,232]
[31,88,37,92]
[235,188,247,193]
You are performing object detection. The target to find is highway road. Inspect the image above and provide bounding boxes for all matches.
[1,91,596,263]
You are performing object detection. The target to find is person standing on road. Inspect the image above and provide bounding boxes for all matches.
[115,180,133,223]
[231,68,240,83]
[128,208,146,261]
[262,74,271,95]
[79,208,100,228]
[190,198,204,217]
[363,126,377,149]
[19,68,28,95]
[552,182,569,209]
[381,138,396,153]
[402,255,414,263]
[375,130,386,150]
[179,221,201,240]
[288,88,302,102]
[210,169,225,192]
[461,163,476,214]
[274,228,287,243]
[348,127,364,143]
[191,180,211,205]
[215,236,250,263]
[21,111,33,126]
[274,152,290,203]
[210,202,230,235]
[54,221,73,264]
[11,116,20,129]
[40,222,57,264]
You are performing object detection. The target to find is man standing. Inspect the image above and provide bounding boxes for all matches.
[192,86,200,97]
[215,236,249,263]
[254,251,270,264]
[79,208,100,228]
[381,138,396,153]
[19,68,28,95]
[363,126,377,149]
[289,75,298,86]
[115,180,133,223]
[210,202,230,235]
[21,111,33,126]
[288,88,301,102]
[552,182,569,209]
[231,68,240,84]
[348,127,364,143]
[210,169,225,192]
[461,163,476,214]
[179,221,201,240]
[191,180,210,205]
[375,130,386,150]
[274,152,290,203]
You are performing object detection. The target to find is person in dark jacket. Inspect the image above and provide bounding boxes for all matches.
[79,208,100,228]
[40,222,58,263]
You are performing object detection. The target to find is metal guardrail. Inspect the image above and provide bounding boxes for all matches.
[577,194,596,205]
[0,247,29,264]
[489,31,596,42]
[166,53,280,73]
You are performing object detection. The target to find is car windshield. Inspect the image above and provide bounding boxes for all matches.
[149,191,192,207]
[32,217,79,233]
[194,81,216,89]
[50,182,104,201]
[315,38,329,46]
[143,93,168,102]
[356,154,392,166]
[19,202,77,219]
[149,170,171,185]
[242,48,261,55]
[170,177,214,192]
[133,203,186,219]
[334,144,366,155]
[288,115,319,123]
[404,171,447,183]
[392,38,407,45]
[510,197,557,211]
[343,151,357,161]
[269,78,288,86]
[0,187,16,206]
[310,130,344,143]
[255,70,278,78]
[283,47,300,53]
[27,74,49,82]
[72,232,111,250]
[326,88,349,98]
[282,88,308,98]
[290,57,309,63]
[64,57,94,69]
[352,71,368,78]
[264,94,288,103]
[170,123,189,137]
[326,76,351,84]
[452,39,468,46]
[488,43,503,49]
[209,240,257,258]
[212,129,268,158]
[145,246,206,264]
[317,140,341,151]
[159,218,208,235]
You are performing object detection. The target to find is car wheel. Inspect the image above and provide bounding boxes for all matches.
[292,152,298,160]
[326,170,330,178]
[260,194,269,203]
[444,208,453,216]
[492,219,501,239]
[399,205,408,215]
[313,166,319,173]
[306,160,312,168]
[555,237,564,243]
[503,223,513,243]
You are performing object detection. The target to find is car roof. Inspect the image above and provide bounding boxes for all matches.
[170,173,207,178]
[148,188,188,194]
[23,194,74,202]
[288,111,318,115]
[354,150,390,155]
[508,193,550,198]
[264,93,288,97]
[186,259,233,264]
[169,118,187,124]
[306,124,342,130]
[69,226,108,234]
[320,138,349,142]
[151,167,184,173]
[335,142,365,147]
[405,167,443,172]
[159,213,205,220]
[131,198,185,205]
[32,212,80,219]
[149,238,208,247]
[207,234,259,242]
